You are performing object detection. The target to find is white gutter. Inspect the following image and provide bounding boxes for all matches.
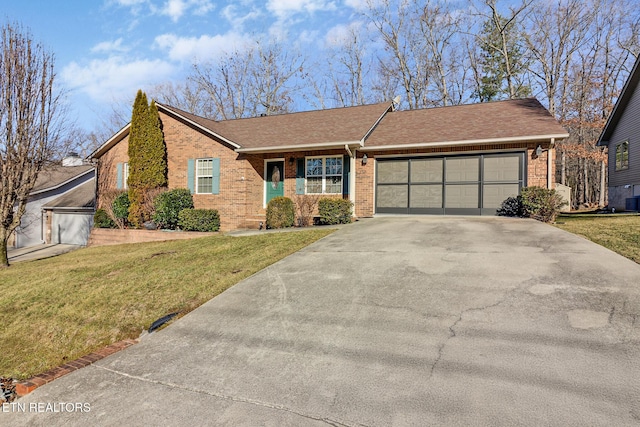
[345,144,353,158]
[90,124,130,159]
[548,138,555,189]
[360,133,570,151]
[236,140,363,154]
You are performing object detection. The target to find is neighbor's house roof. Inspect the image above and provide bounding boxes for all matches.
[597,55,640,147]
[42,180,95,210]
[364,98,568,150]
[92,98,567,158]
[31,165,94,195]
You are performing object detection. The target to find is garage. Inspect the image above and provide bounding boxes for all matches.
[51,211,93,245]
[375,152,525,215]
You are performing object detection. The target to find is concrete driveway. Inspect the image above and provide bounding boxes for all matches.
[7,244,83,263]
[6,217,640,426]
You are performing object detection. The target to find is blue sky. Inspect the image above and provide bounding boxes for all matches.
[3,0,368,133]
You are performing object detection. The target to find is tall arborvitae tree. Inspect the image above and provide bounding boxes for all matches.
[127,90,167,228]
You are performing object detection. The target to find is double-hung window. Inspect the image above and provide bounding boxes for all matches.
[616,141,629,171]
[306,156,342,194]
[196,158,214,193]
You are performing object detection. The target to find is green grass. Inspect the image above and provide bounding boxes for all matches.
[0,229,334,380]
[554,214,640,263]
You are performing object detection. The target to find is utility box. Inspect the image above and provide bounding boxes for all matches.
[625,197,638,211]
[555,184,571,212]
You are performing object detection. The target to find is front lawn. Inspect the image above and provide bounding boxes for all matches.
[0,229,334,380]
[554,214,640,263]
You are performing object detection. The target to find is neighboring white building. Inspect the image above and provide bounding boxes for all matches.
[11,154,95,248]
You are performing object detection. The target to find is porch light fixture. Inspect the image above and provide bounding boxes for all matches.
[362,154,368,165]
[289,157,295,165]
[534,144,548,158]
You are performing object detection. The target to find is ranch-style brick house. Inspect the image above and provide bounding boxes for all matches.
[92,97,568,230]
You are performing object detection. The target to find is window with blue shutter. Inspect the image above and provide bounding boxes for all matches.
[116,163,123,189]
[296,158,305,194]
[187,159,195,193]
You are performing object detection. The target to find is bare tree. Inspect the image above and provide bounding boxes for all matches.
[364,0,432,109]
[0,22,63,267]
[306,23,381,108]
[189,39,305,120]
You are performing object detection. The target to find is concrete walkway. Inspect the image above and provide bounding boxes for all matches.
[5,217,640,426]
[7,244,83,263]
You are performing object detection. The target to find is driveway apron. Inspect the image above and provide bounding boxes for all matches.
[7,217,640,426]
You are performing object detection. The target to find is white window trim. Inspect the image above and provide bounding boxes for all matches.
[196,158,214,194]
[305,156,343,195]
[123,162,129,189]
[615,140,629,171]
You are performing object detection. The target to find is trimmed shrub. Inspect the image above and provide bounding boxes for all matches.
[496,195,524,217]
[112,191,130,227]
[178,209,220,232]
[93,209,116,228]
[520,186,566,223]
[153,188,194,229]
[318,198,353,225]
[266,196,295,229]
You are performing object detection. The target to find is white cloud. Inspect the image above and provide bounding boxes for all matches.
[62,56,176,103]
[160,0,214,22]
[266,0,337,19]
[91,38,129,54]
[112,0,147,5]
[222,4,262,30]
[324,21,364,47]
[154,32,251,62]
[343,0,368,10]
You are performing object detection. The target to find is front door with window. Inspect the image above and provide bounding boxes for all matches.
[265,160,285,205]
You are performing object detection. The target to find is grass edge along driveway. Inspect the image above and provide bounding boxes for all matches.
[0,229,334,380]
[554,213,640,264]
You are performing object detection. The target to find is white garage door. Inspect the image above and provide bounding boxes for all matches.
[51,212,93,245]
[376,153,525,215]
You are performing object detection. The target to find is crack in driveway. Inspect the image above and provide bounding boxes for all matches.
[94,365,366,427]
[428,295,513,381]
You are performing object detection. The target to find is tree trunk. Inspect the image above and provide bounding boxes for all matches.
[599,159,606,207]
[583,159,589,206]
[0,227,10,268]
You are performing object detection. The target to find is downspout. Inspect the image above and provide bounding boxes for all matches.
[548,138,555,189]
[345,144,356,209]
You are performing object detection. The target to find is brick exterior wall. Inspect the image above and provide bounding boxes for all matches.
[97,113,555,230]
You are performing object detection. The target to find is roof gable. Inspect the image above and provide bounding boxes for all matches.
[597,55,640,146]
[32,165,94,194]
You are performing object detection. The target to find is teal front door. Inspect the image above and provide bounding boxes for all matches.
[266,160,285,204]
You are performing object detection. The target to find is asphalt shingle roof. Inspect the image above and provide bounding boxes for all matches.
[32,165,94,193]
[42,180,95,209]
[364,98,568,147]
[159,102,392,149]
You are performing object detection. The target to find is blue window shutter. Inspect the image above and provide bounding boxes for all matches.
[296,158,305,194]
[342,155,350,196]
[187,159,195,193]
[211,158,220,194]
[116,163,123,189]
